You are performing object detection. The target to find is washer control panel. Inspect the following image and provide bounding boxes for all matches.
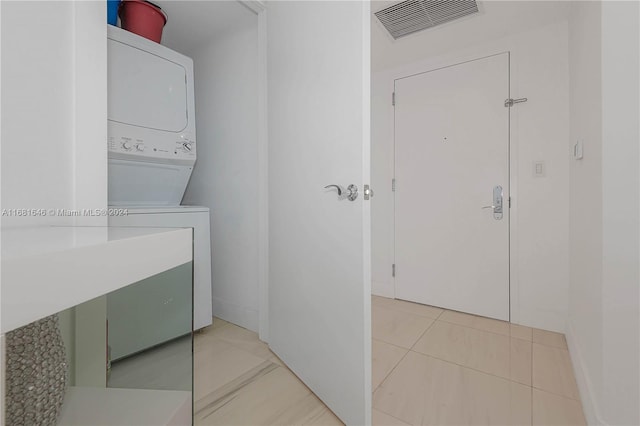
[108,127,196,164]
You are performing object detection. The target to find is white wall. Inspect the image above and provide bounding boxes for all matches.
[600,3,639,423]
[566,2,639,425]
[2,1,73,227]
[182,15,260,332]
[1,1,107,418]
[1,1,107,228]
[372,20,571,332]
[566,2,603,423]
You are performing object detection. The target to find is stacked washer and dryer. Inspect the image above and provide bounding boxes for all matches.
[106,25,212,359]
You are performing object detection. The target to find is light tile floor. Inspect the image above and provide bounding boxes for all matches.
[372,295,587,426]
[195,297,586,425]
[194,318,343,425]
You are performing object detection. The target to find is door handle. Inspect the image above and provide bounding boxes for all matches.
[324,184,358,201]
[324,184,342,196]
[482,185,503,220]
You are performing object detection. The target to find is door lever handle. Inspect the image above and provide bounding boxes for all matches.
[324,184,358,201]
[324,184,342,196]
[483,185,504,220]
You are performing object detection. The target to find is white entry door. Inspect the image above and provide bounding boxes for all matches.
[394,53,510,321]
[267,2,371,425]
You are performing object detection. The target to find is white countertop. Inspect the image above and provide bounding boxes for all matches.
[1,226,193,334]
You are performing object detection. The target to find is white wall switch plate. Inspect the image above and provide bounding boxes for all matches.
[533,160,546,177]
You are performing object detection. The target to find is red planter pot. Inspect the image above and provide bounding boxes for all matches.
[118,0,167,44]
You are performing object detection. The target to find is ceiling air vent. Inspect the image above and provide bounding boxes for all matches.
[375,0,479,40]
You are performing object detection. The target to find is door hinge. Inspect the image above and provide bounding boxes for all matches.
[392,92,396,106]
[504,97,527,107]
[392,264,396,277]
[509,196,512,208]
[392,178,396,192]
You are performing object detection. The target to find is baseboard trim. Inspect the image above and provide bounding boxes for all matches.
[565,321,607,426]
[212,298,259,333]
[372,280,394,298]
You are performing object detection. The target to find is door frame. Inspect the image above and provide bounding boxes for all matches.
[239,0,269,341]
[389,49,522,323]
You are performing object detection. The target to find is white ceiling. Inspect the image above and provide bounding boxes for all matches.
[154,0,256,55]
[151,1,572,71]
[372,0,573,72]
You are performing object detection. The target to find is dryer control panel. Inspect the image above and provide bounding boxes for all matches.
[108,126,196,166]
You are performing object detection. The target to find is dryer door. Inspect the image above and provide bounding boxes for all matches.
[108,159,192,206]
[108,38,188,132]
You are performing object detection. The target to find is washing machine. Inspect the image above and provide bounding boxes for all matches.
[108,206,212,359]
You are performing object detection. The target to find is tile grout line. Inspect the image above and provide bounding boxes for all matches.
[531,338,584,401]
[407,349,533,388]
[437,314,569,350]
[409,316,439,351]
[376,296,570,349]
[531,385,582,402]
[434,315,568,357]
[434,307,446,320]
[532,340,570,352]
[374,300,579,425]
[436,318,534,346]
[372,337,412,351]
[372,344,412,395]
[373,407,412,426]
[426,317,535,381]
[530,339,534,426]
[375,321,565,390]
[437,316,516,339]
[375,311,534,387]
[373,317,439,395]
[530,342,580,402]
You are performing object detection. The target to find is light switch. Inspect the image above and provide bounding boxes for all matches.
[533,161,546,177]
